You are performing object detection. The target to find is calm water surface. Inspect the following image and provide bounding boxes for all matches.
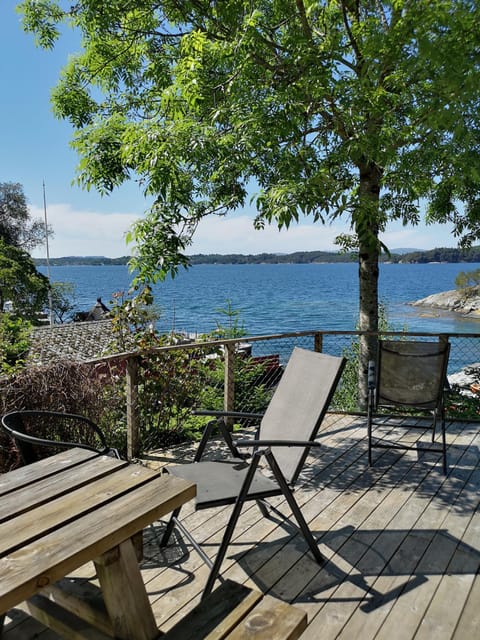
[39,262,480,337]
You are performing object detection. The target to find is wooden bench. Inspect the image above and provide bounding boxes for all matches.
[161,579,307,640]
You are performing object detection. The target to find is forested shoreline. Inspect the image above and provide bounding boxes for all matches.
[34,246,480,267]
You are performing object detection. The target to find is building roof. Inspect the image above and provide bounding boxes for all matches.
[28,320,116,365]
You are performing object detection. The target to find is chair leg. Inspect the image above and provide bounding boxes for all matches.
[160,506,182,547]
[265,451,325,566]
[431,409,438,443]
[256,499,270,518]
[202,454,263,599]
[367,392,374,467]
[441,413,447,475]
[367,422,373,466]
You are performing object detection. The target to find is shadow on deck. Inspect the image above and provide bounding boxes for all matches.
[3,413,480,639]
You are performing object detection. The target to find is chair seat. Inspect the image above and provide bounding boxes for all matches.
[169,460,281,509]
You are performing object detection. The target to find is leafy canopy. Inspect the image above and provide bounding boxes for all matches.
[0,181,50,251]
[0,239,50,320]
[0,181,50,321]
[19,1,480,285]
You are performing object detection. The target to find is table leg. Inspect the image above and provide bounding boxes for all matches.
[94,538,158,640]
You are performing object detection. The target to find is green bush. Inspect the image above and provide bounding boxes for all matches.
[0,313,31,374]
[455,269,480,298]
[0,359,127,471]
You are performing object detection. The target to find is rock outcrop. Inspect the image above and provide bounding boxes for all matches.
[448,364,480,397]
[410,287,480,316]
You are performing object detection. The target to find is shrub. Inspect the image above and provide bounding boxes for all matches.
[0,359,126,471]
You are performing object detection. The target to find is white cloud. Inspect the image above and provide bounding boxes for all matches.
[29,203,141,258]
[189,215,348,254]
[380,221,457,251]
[29,201,458,259]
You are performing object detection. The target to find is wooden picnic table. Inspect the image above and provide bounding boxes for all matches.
[0,447,196,639]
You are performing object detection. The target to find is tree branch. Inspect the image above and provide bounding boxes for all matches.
[295,0,313,40]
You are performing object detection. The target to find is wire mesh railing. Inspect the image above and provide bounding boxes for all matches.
[2,329,479,463]
[114,329,479,456]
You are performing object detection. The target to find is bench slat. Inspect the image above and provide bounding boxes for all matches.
[162,580,262,640]
[226,594,307,640]
[162,580,306,640]
[26,594,112,640]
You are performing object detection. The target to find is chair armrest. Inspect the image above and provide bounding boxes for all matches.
[235,439,321,448]
[193,417,250,462]
[193,410,264,421]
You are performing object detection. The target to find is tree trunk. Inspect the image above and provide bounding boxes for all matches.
[356,161,382,409]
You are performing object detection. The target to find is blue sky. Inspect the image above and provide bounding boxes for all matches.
[1,1,458,259]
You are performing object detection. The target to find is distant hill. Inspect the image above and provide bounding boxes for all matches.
[391,248,423,255]
[33,246,480,267]
[34,256,130,266]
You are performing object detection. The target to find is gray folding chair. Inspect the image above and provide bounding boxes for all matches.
[367,339,450,474]
[160,347,346,598]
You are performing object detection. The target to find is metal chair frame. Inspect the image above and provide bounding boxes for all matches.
[160,348,346,598]
[367,339,450,474]
[1,410,120,464]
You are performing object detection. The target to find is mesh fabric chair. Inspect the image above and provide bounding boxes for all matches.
[160,347,346,598]
[367,339,450,474]
[1,410,120,464]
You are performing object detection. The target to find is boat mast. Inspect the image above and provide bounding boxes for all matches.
[43,180,54,325]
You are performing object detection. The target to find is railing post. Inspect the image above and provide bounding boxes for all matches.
[314,332,323,353]
[126,356,140,460]
[224,343,235,430]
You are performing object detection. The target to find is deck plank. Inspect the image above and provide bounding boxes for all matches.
[3,414,479,640]
[319,423,480,640]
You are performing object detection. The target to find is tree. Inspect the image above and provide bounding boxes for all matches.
[20,1,480,401]
[455,268,480,298]
[0,239,50,320]
[51,281,77,323]
[0,313,31,374]
[0,181,51,322]
[0,182,49,251]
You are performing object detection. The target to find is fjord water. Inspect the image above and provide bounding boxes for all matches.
[40,261,480,337]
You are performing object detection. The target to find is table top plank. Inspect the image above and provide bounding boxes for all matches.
[0,463,160,557]
[0,454,128,523]
[0,471,196,614]
[0,448,99,497]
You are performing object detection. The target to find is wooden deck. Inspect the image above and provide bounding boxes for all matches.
[3,413,480,639]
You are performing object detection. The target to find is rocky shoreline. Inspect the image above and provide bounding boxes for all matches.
[410,288,480,394]
[410,287,480,316]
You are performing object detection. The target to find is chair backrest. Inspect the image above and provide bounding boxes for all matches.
[376,340,450,410]
[258,347,346,485]
[1,410,114,465]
